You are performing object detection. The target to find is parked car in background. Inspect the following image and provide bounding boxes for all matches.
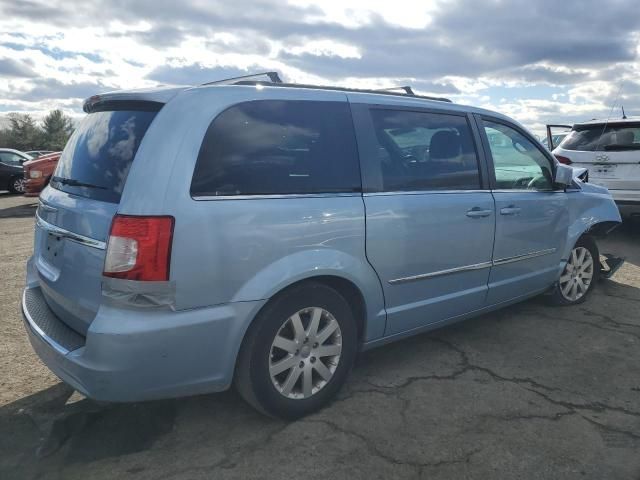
[25,150,55,159]
[553,118,640,218]
[22,74,622,419]
[23,151,61,197]
[544,124,571,151]
[0,148,32,193]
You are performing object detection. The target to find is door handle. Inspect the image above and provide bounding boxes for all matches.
[466,207,493,218]
[500,206,521,216]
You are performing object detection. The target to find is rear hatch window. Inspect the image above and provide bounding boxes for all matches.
[51,104,160,203]
[559,122,640,152]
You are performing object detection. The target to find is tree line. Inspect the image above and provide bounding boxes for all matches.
[0,110,74,152]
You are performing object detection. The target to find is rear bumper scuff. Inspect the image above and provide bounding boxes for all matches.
[22,285,266,402]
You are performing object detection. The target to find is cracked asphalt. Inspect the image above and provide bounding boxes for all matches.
[1,193,640,479]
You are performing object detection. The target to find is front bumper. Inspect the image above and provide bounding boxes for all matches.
[22,285,265,402]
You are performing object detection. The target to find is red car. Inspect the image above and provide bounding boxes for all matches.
[23,151,61,197]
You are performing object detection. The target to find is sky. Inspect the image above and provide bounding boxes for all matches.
[1,0,640,137]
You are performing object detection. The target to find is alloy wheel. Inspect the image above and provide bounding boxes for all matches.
[269,307,342,399]
[13,178,25,193]
[559,246,594,302]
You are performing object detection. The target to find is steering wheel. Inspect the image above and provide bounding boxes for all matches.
[527,175,547,190]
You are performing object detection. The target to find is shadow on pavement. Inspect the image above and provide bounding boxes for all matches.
[0,201,38,219]
[0,380,283,479]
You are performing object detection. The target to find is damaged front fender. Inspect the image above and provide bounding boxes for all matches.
[563,181,622,268]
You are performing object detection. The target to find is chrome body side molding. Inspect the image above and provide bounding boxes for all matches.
[389,248,557,284]
[492,248,557,266]
[389,261,493,284]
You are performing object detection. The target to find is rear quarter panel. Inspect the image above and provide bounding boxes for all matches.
[119,86,387,342]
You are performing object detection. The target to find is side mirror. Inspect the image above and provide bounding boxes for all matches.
[554,163,573,187]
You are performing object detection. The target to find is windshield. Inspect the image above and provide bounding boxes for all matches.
[52,106,159,203]
[559,122,640,151]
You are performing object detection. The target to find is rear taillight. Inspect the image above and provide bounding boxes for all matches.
[103,215,174,281]
[554,155,573,165]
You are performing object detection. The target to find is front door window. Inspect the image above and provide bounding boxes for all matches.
[483,121,554,191]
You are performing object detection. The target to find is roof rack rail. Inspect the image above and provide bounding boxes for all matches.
[201,71,283,86]
[376,86,415,95]
[233,80,452,103]
[199,71,452,103]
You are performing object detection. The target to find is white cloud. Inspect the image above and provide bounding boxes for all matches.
[0,0,639,135]
[289,0,440,29]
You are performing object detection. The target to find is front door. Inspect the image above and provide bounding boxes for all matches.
[479,117,569,305]
[351,102,496,335]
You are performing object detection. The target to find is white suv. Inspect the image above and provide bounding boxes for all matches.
[553,118,640,218]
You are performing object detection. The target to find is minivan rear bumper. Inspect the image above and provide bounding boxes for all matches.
[22,284,265,402]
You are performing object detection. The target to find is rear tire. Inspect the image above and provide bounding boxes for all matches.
[549,236,599,306]
[235,281,357,419]
[8,176,25,194]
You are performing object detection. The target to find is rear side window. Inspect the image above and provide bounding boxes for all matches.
[190,100,361,197]
[52,105,159,203]
[368,109,481,191]
[559,122,640,151]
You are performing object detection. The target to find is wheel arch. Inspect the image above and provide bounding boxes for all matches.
[230,249,386,343]
[242,274,370,348]
[563,196,621,262]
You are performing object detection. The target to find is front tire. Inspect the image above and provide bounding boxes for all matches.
[235,282,357,419]
[550,236,599,306]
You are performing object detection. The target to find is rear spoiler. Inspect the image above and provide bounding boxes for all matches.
[83,86,187,113]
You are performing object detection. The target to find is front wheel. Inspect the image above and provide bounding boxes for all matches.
[235,282,357,419]
[550,236,599,305]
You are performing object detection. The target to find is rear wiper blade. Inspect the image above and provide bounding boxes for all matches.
[602,144,640,151]
[51,176,107,190]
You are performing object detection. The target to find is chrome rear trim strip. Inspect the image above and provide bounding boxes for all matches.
[388,261,493,284]
[35,214,106,250]
[388,248,557,284]
[492,248,557,266]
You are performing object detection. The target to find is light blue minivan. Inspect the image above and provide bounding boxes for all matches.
[22,73,622,418]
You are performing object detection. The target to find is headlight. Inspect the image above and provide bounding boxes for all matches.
[29,170,43,178]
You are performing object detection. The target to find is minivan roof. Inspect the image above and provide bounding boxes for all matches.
[83,81,513,125]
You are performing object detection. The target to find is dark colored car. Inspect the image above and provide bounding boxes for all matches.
[0,148,32,193]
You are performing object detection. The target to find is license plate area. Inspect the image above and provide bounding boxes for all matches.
[43,232,65,266]
[592,164,617,178]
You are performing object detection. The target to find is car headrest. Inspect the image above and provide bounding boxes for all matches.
[430,130,461,160]
[617,130,634,145]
